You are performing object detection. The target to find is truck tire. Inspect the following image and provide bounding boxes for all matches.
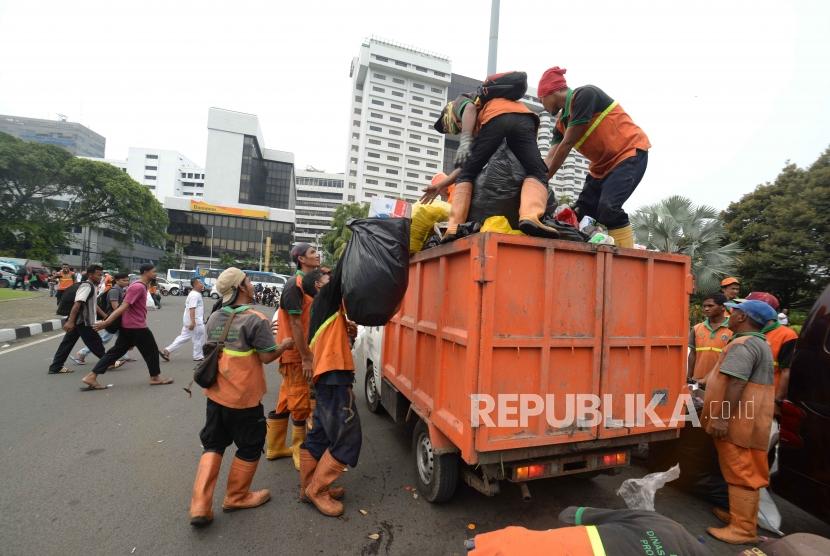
[412,419,458,503]
[364,361,383,414]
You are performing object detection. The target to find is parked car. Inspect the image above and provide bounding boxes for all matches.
[771,284,830,523]
[0,263,18,288]
[154,277,179,296]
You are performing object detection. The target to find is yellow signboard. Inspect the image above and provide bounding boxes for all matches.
[190,200,269,219]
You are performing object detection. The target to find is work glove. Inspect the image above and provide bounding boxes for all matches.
[454,131,473,167]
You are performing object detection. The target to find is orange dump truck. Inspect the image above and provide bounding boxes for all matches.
[357,233,693,502]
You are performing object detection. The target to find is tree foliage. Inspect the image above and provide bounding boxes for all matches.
[218,252,237,269]
[0,132,168,258]
[101,248,125,272]
[631,195,742,294]
[723,147,830,308]
[156,251,181,273]
[321,202,369,262]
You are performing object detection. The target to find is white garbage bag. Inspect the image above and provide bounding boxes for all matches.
[616,464,681,511]
[759,419,783,535]
[146,291,157,310]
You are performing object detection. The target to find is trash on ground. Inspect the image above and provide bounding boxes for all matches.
[616,464,680,511]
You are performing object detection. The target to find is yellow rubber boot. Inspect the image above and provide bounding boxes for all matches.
[518,179,559,239]
[290,423,306,471]
[265,415,292,460]
[608,225,634,248]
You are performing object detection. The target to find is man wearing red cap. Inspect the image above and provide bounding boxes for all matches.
[746,292,799,406]
[537,67,650,248]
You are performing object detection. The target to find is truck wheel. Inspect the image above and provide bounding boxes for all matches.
[364,361,383,414]
[412,419,458,503]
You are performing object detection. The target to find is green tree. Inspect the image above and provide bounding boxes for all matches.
[269,255,291,275]
[0,132,168,258]
[321,202,369,262]
[631,195,742,293]
[218,252,237,269]
[723,148,830,308]
[101,248,124,272]
[156,251,180,273]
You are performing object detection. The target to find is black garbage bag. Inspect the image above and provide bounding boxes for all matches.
[468,141,525,228]
[341,217,410,326]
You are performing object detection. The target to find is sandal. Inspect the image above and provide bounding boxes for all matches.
[48,367,74,374]
[149,377,174,386]
[113,360,127,369]
[158,350,170,362]
[68,355,86,365]
[79,383,110,391]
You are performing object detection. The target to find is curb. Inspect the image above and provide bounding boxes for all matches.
[0,318,66,343]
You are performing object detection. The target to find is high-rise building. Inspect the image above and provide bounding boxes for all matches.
[345,38,451,204]
[0,114,105,157]
[85,148,206,203]
[205,108,295,210]
[294,169,346,247]
[441,74,589,203]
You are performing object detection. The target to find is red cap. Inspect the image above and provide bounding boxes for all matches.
[537,67,568,98]
[746,291,780,311]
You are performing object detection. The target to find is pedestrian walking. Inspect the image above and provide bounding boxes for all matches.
[160,278,206,362]
[72,272,130,366]
[47,264,107,375]
[701,299,777,544]
[301,263,360,518]
[80,263,174,390]
[54,263,76,306]
[12,264,28,290]
[188,267,293,528]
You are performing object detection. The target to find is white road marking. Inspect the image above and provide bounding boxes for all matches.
[0,332,64,356]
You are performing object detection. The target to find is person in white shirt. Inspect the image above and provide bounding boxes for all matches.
[160,278,207,362]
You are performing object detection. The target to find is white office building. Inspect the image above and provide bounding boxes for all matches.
[346,37,451,204]
[294,169,345,246]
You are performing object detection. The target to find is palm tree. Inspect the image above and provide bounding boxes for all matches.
[630,195,742,293]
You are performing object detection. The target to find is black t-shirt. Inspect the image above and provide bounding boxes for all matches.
[552,85,615,144]
[778,339,796,369]
[280,277,304,316]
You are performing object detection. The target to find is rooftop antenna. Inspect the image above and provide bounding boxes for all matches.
[56,113,68,122]
[487,0,500,76]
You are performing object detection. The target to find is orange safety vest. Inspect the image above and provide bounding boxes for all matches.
[763,323,799,393]
[477,98,539,132]
[276,273,312,364]
[309,306,355,382]
[470,524,600,556]
[691,319,732,380]
[57,271,74,291]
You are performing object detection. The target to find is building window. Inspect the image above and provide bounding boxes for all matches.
[145,165,157,171]
[412,95,424,102]
[427,137,439,144]
[371,99,384,106]
[368,152,380,158]
[413,82,425,89]
[409,146,421,152]
[391,103,403,110]
[409,159,420,165]
[348,195,355,201]
[411,108,423,115]
[187,173,193,178]
[366,178,378,185]
[431,87,443,94]
[373,73,386,80]
[365,192,375,198]
[350,157,358,163]
[392,91,404,97]
[411,121,422,127]
[237,135,294,209]
[352,133,360,139]
[385,181,397,187]
[426,162,438,169]
[351,145,359,152]
[406,172,419,178]
[434,70,446,77]
[395,60,407,67]
[368,138,381,145]
[406,185,419,191]
[415,66,427,73]
[144,175,157,180]
[349,183,356,189]
[372,86,385,93]
[183,191,193,196]
[427,149,438,156]
[429,112,440,118]
[374,55,388,62]
[388,142,400,149]
[392,77,405,84]
[410,133,422,140]
[430,99,442,106]
[354,108,362,115]
[387,155,399,162]
[369,125,382,132]
[353,120,360,126]
[349,170,357,176]
[355,95,362,102]
[385,169,398,175]
[145,154,158,159]
[389,129,401,136]
[371,112,382,119]
[390,116,402,123]
[366,165,379,171]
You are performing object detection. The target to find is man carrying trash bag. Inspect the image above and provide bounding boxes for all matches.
[299,217,410,517]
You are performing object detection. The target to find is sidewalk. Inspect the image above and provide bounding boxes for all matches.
[0,290,64,341]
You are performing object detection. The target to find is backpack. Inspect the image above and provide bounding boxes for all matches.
[56,282,93,317]
[474,71,528,105]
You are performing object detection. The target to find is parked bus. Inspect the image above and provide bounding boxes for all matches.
[242,270,287,291]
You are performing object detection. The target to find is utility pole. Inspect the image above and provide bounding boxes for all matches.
[487,0,500,76]
[209,226,214,266]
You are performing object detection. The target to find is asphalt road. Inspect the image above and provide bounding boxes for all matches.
[1,296,828,556]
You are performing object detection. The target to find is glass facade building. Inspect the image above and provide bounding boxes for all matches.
[167,209,293,261]
[238,135,294,209]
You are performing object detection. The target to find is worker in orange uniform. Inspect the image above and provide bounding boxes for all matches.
[538,67,651,249]
[701,299,777,544]
[425,76,559,241]
[688,293,732,381]
[721,277,741,301]
[300,263,360,518]
[468,506,709,555]
[745,292,799,408]
[188,268,294,528]
[54,262,76,306]
[266,243,320,469]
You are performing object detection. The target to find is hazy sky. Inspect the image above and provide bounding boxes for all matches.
[1,0,827,210]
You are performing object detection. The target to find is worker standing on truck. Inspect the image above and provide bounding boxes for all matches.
[745,292,799,409]
[426,78,560,241]
[300,264,360,518]
[688,293,732,382]
[267,243,320,469]
[701,299,777,544]
[538,67,651,248]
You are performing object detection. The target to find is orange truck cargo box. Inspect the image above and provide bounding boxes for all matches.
[381,233,693,467]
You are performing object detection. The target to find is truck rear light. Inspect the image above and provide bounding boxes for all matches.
[601,451,627,466]
[528,464,545,478]
[515,466,529,480]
